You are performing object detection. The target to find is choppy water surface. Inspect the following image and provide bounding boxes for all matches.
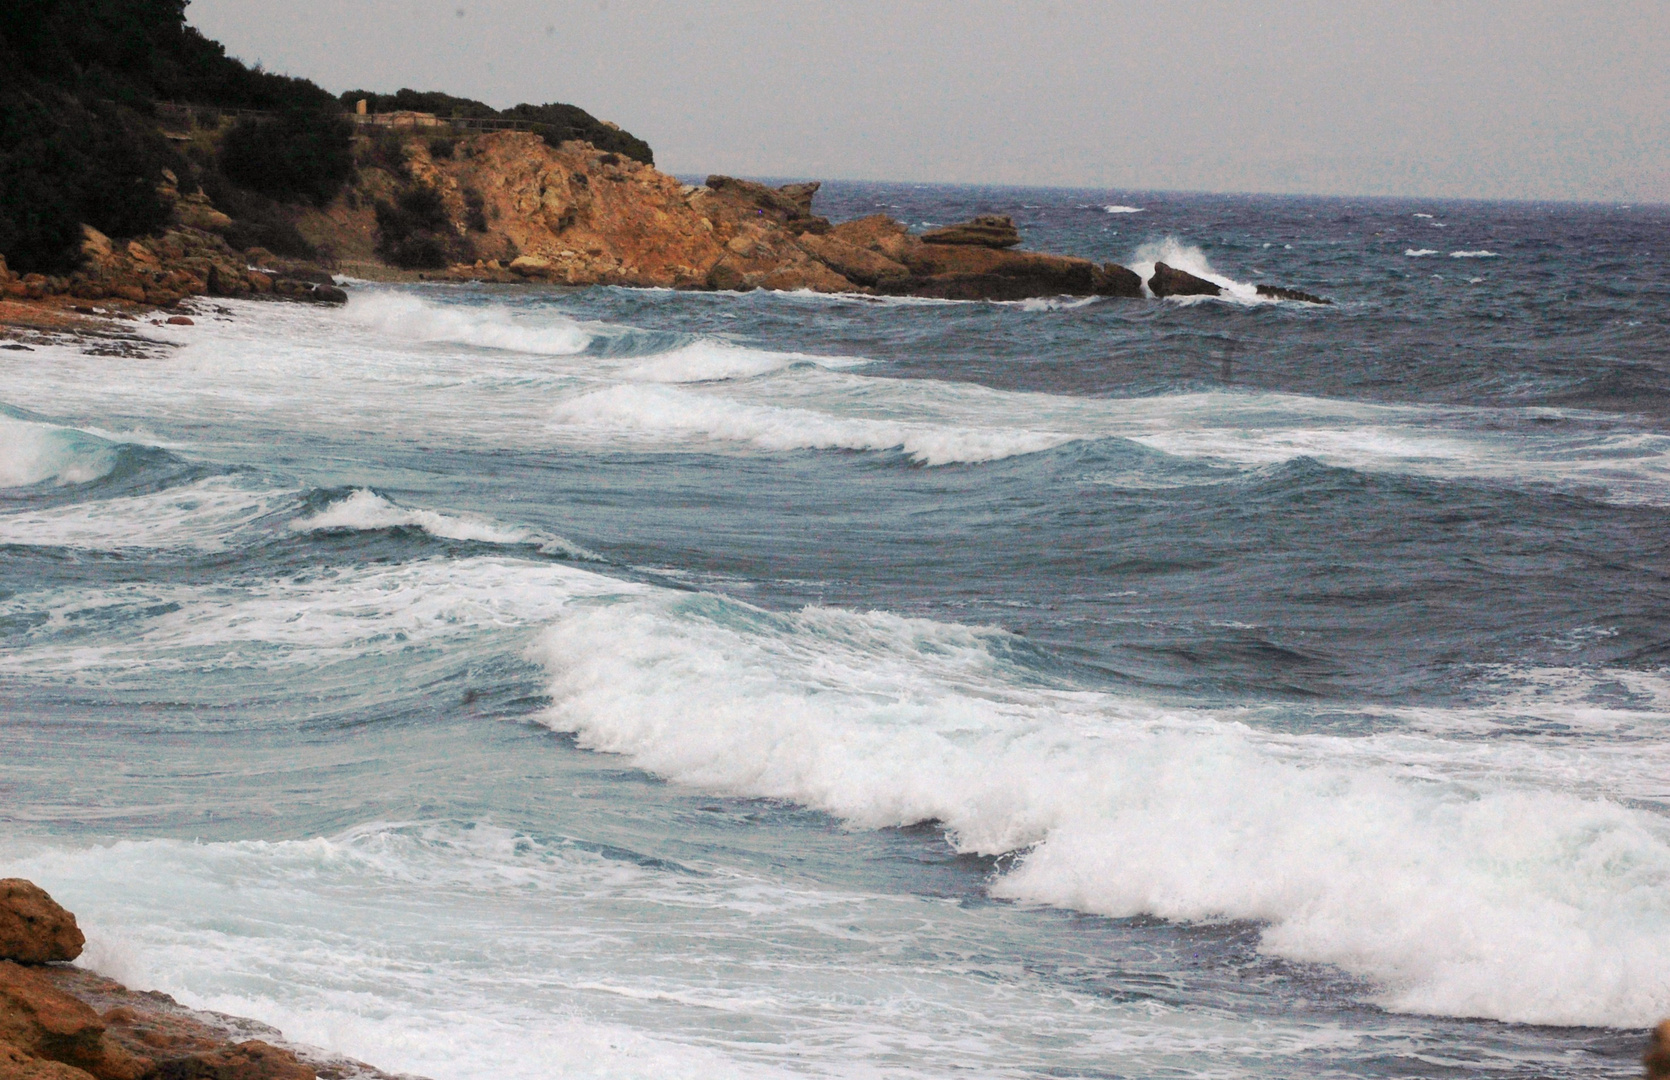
[2,185,1667,1079]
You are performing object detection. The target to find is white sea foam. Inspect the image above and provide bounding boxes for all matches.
[529,590,1670,1029]
[1127,238,1269,305]
[552,383,1072,465]
[291,489,531,544]
[618,341,867,384]
[1449,251,1499,259]
[344,292,592,355]
[1403,249,1438,257]
[0,475,295,551]
[4,819,1363,1080]
[0,414,121,487]
[290,490,601,559]
[1104,205,1144,214]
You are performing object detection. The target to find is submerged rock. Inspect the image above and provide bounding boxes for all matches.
[1148,261,1221,298]
[919,215,1021,248]
[1255,283,1331,305]
[0,881,83,965]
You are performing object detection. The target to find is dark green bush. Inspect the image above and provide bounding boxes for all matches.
[375,185,465,269]
[0,88,173,273]
[219,112,354,207]
[195,170,317,258]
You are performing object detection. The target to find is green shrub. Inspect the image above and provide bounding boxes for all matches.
[219,112,354,207]
[0,88,173,273]
[375,185,465,269]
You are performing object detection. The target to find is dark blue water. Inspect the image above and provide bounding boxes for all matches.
[1,184,1666,1080]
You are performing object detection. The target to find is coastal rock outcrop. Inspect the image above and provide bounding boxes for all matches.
[1148,261,1221,298]
[919,215,1021,248]
[0,882,83,965]
[794,233,908,288]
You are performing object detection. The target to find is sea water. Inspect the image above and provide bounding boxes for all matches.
[1,184,1667,1079]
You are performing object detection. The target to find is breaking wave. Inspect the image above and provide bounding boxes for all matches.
[290,489,598,558]
[531,589,1670,1029]
[344,293,592,355]
[551,384,1073,465]
[0,413,123,488]
[1127,238,1268,304]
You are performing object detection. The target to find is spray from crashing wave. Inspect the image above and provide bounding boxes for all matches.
[1127,237,1266,303]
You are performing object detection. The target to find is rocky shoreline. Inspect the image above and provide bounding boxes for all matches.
[2,127,1333,326]
[0,881,417,1080]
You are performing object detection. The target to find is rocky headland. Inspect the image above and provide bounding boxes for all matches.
[2,125,1333,331]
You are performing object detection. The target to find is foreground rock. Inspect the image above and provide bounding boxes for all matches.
[0,882,412,1080]
[0,884,82,966]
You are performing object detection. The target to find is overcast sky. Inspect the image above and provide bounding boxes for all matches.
[188,0,1668,203]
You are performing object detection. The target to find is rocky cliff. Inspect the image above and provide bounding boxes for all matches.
[3,124,1332,314]
[290,129,1163,301]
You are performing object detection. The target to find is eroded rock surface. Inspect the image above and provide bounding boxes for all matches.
[920,215,1021,248]
[0,883,83,965]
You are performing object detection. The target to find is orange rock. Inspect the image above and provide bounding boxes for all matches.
[0,882,83,965]
[1647,1019,1670,1080]
[829,215,921,263]
[0,961,106,1067]
[0,1039,97,1080]
[165,316,194,326]
[795,233,907,288]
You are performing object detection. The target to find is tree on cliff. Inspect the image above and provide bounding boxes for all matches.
[0,0,348,272]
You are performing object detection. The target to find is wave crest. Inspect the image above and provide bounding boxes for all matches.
[530,591,1670,1029]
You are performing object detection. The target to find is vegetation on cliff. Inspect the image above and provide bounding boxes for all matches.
[338,88,655,166]
[0,0,346,272]
[0,0,654,275]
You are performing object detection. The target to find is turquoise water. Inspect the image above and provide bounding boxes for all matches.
[2,186,1667,1078]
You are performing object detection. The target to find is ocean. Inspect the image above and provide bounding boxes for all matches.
[1,183,1667,1079]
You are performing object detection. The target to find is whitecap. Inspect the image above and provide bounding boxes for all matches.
[1449,250,1500,259]
[551,383,1073,466]
[528,590,1670,1029]
[1404,249,1439,257]
[343,292,592,355]
[1103,205,1144,214]
[289,489,599,558]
